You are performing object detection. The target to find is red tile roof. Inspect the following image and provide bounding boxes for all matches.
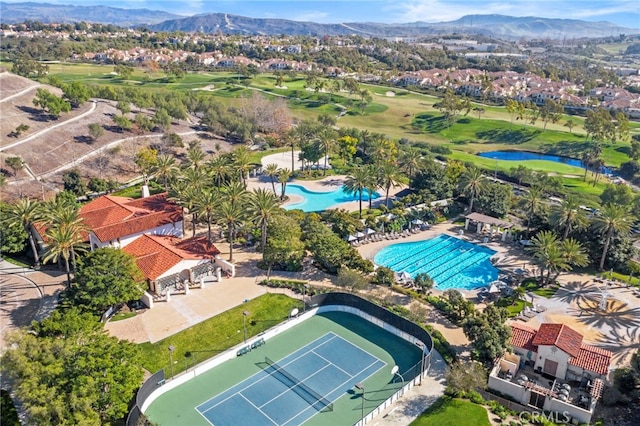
[80,193,182,243]
[532,323,583,358]
[569,344,612,376]
[123,234,219,281]
[509,323,538,352]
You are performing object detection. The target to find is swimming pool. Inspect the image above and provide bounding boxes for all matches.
[373,234,498,291]
[283,184,380,212]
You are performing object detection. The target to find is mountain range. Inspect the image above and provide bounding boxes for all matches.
[1,2,636,40]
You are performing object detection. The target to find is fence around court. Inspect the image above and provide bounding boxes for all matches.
[125,292,434,426]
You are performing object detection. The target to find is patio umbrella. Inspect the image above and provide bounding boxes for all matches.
[488,284,500,293]
[347,234,357,242]
[355,231,365,238]
[411,219,424,225]
[399,271,412,282]
[365,228,376,235]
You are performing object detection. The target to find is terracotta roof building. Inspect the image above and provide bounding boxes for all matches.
[80,193,183,250]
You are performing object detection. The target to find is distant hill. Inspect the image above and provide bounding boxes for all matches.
[0,3,636,40]
[150,13,636,40]
[0,2,181,26]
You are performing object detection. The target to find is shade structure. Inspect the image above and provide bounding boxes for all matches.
[365,228,376,235]
[355,231,365,238]
[411,219,424,225]
[488,284,500,293]
[347,234,357,242]
[399,271,412,282]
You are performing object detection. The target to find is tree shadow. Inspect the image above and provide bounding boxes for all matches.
[16,105,53,122]
[591,326,640,366]
[411,113,447,134]
[74,135,94,144]
[553,281,595,306]
[575,302,640,332]
[545,141,591,158]
[476,128,540,144]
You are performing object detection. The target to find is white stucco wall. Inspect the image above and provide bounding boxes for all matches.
[89,221,183,250]
[534,345,570,379]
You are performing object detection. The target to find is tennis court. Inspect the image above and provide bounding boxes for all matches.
[196,332,385,425]
[144,312,423,425]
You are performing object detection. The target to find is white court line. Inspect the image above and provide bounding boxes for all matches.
[239,393,279,425]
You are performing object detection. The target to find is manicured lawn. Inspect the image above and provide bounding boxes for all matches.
[137,293,301,375]
[521,279,560,298]
[497,297,533,318]
[110,311,137,322]
[410,397,490,426]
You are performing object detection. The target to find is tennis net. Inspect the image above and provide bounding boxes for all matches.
[263,356,333,412]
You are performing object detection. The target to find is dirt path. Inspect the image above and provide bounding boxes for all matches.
[0,83,42,104]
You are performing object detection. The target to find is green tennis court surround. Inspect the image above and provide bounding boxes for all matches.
[135,293,433,426]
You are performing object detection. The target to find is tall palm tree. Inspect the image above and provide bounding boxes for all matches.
[221,180,249,209]
[42,226,88,287]
[42,198,88,272]
[248,188,281,259]
[206,155,231,188]
[194,190,219,241]
[263,163,279,194]
[344,166,369,218]
[519,186,544,237]
[398,148,421,181]
[216,201,245,262]
[317,127,336,176]
[152,153,178,191]
[278,168,292,200]
[528,230,567,286]
[232,146,252,188]
[364,164,379,210]
[458,167,487,212]
[6,198,42,267]
[549,195,586,240]
[184,141,206,169]
[378,162,408,208]
[593,204,634,271]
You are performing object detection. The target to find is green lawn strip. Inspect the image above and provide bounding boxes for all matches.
[0,390,20,426]
[248,147,290,165]
[137,293,301,375]
[496,297,533,318]
[521,279,560,298]
[410,396,491,426]
[110,311,137,322]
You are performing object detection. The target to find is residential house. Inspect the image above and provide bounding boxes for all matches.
[488,322,612,424]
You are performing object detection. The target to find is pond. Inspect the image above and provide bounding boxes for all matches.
[477,150,613,175]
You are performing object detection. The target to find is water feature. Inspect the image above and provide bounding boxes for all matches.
[373,234,498,291]
[283,184,380,212]
[478,150,613,175]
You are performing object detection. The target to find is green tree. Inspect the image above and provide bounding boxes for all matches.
[134,147,158,184]
[474,182,512,218]
[414,273,434,292]
[462,305,511,363]
[114,63,134,80]
[336,268,369,293]
[33,88,71,118]
[62,169,86,196]
[445,361,487,395]
[1,309,143,425]
[548,195,587,240]
[248,188,281,259]
[88,122,104,141]
[68,248,145,315]
[378,161,408,208]
[216,201,245,262]
[564,118,576,133]
[459,167,487,212]
[374,266,395,286]
[0,202,28,254]
[600,184,635,206]
[519,186,545,236]
[278,168,292,200]
[5,156,23,176]
[527,231,588,285]
[263,163,279,194]
[151,153,178,191]
[62,81,90,108]
[5,198,42,267]
[593,204,635,271]
[539,99,563,131]
[344,166,370,218]
[264,214,305,272]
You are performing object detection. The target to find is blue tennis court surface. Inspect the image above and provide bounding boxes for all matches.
[196,332,386,425]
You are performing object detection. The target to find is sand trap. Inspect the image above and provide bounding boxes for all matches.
[193,84,215,91]
[275,85,287,89]
[386,91,396,97]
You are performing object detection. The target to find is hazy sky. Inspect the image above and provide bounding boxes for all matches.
[6,0,640,28]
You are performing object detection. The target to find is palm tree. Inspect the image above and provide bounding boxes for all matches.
[378,162,408,208]
[194,190,219,241]
[458,167,487,212]
[206,155,231,188]
[278,168,292,200]
[6,198,42,267]
[548,195,586,240]
[184,141,206,169]
[519,186,544,237]
[317,127,336,176]
[528,231,567,286]
[344,166,369,218]
[364,165,379,210]
[248,188,281,259]
[42,198,88,271]
[593,204,634,271]
[152,153,178,191]
[263,163,279,194]
[398,148,422,181]
[221,180,249,209]
[42,226,88,287]
[216,201,245,262]
[559,238,589,277]
[232,146,252,188]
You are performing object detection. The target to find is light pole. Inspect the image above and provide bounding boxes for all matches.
[168,345,176,379]
[391,366,405,396]
[242,310,250,343]
[354,382,365,423]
